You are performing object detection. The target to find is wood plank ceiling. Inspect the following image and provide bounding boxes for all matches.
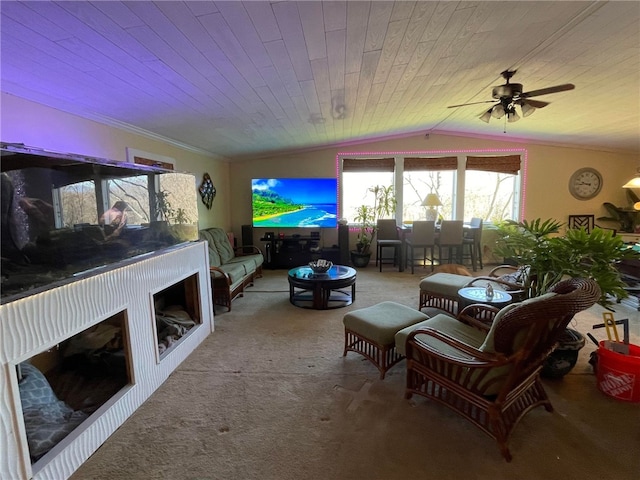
[1,1,639,160]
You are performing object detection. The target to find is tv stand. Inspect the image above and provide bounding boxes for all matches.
[261,234,339,269]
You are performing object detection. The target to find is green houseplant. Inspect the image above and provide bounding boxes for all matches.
[351,185,397,266]
[494,218,638,306]
[494,218,640,377]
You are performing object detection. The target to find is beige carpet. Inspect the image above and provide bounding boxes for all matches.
[72,267,640,480]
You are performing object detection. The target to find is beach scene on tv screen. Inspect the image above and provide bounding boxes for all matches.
[252,178,338,228]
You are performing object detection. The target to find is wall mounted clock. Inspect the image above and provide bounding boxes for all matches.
[569,168,602,200]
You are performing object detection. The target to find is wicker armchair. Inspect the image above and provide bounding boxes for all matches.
[404,277,600,461]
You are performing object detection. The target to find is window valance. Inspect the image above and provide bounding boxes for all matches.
[403,157,458,171]
[466,155,521,175]
[342,157,395,172]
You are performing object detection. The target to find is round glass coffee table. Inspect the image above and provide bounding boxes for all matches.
[457,286,512,310]
[288,265,356,309]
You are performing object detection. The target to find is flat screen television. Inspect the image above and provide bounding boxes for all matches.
[251,178,338,228]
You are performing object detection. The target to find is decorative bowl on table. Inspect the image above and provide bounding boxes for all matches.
[309,259,333,274]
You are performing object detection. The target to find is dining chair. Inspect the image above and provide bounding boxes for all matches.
[436,220,464,266]
[463,217,483,271]
[405,221,436,274]
[376,219,403,272]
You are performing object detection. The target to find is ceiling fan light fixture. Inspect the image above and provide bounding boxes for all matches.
[521,102,536,117]
[479,109,492,123]
[491,104,505,119]
[449,71,576,126]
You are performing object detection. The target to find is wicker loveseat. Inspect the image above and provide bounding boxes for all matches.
[199,227,264,312]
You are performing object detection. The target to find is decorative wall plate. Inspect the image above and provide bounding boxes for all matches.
[199,173,216,209]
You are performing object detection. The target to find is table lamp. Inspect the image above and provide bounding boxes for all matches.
[422,193,442,222]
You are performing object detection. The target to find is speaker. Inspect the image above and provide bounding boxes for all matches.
[338,224,350,264]
[241,224,253,251]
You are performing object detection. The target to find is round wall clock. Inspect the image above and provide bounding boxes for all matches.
[569,168,603,200]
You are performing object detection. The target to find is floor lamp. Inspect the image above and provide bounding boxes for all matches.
[422,193,442,222]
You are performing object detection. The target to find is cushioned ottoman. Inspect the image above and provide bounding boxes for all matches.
[419,272,474,315]
[343,301,429,378]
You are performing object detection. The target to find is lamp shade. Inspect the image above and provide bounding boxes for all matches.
[491,104,505,119]
[623,176,640,188]
[422,193,442,207]
[521,102,536,117]
[479,109,492,123]
[507,111,520,123]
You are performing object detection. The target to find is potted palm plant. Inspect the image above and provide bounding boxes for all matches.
[598,189,640,233]
[350,185,396,267]
[494,218,637,305]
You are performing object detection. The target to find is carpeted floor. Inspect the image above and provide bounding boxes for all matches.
[71,266,640,480]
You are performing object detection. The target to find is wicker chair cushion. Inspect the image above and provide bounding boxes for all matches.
[225,255,258,275]
[419,273,474,296]
[214,263,246,286]
[479,293,557,353]
[343,301,428,346]
[209,228,236,264]
[397,313,486,358]
[497,266,529,285]
[469,293,558,395]
[199,229,222,267]
[400,311,509,395]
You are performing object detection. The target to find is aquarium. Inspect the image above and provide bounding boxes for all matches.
[251,178,338,228]
[1,143,199,303]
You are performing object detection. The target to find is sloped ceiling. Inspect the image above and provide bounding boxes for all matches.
[1,1,639,161]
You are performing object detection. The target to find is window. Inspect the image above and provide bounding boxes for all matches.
[158,173,198,225]
[463,170,518,222]
[463,155,521,222]
[340,151,523,225]
[341,158,394,223]
[403,170,456,222]
[52,172,198,231]
[57,180,98,227]
[403,157,457,223]
[106,175,150,225]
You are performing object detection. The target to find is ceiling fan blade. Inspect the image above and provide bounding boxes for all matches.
[447,100,498,108]
[523,99,550,108]
[521,83,575,98]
